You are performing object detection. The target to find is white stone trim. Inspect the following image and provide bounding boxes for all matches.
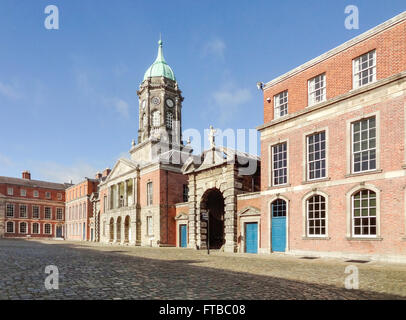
[301,190,330,238]
[302,126,329,182]
[267,195,290,253]
[345,183,381,239]
[346,110,380,175]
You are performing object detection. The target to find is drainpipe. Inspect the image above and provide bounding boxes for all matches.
[166,170,169,244]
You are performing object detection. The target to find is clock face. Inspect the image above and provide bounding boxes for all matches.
[166,98,174,108]
[151,96,161,105]
[141,100,146,109]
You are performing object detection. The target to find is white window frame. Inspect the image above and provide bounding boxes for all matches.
[351,189,377,238]
[44,207,52,220]
[306,131,327,181]
[6,204,14,218]
[32,222,40,235]
[6,221,15,233]
[353,50,376,89]
[7,187,13,196]
[308,73,326,106]
[351,117,377,174]
[33,190,39,198]
[19,204,27,218]
[32,206,40,219]
[44,223,52,235]
[56,208,63,220]
[45,192,51,199]
[147,182,153,206]
[271,142,288,186]
[19,222,27,234]
[306,195,327,237]
[57,193,62,200]
[274,91,288,119]
[20,189,26,197]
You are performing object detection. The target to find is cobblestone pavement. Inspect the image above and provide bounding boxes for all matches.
[0,239,405,300]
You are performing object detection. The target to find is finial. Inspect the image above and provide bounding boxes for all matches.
[208,125,217,149]
[158,33,162,46]
[131,139,136,147]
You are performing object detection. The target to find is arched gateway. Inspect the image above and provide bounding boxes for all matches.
[200,188,225,249]
[182,146,261,253]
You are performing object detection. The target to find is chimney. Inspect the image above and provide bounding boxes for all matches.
[102,168,111,178]
[95,172,102,180]
[22,171,31,180]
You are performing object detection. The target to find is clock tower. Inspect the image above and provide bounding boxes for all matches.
[136,39,183,147]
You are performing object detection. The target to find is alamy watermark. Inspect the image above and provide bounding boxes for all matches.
[344,5,359,30]
[344,265,359,290]
[44,265,59,290]
[44,5,59,30]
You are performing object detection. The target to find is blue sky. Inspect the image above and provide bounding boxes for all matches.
[0,0,404,183]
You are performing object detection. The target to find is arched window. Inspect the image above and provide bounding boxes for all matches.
[352,189,376,237]
[306,195,326,236]
[19,222,27,234]
[271,199,286,217]
[166,112,173,129]
[6,221,14,233]
[152,110,160,127]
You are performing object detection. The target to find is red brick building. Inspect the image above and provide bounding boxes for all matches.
[257,11,406,262]
[0,171,71,239]
[65,177,99,241]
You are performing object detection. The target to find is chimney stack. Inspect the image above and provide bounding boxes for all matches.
[95,172,102,180]
[22,171,31,180]
[102,168,111,178]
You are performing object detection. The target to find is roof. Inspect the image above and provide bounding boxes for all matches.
[143,40,176,81]
[0,176,72,190]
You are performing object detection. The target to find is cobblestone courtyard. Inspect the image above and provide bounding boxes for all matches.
[0,239,406,299]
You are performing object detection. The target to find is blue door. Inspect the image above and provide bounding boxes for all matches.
[180,224,187,248]
[271,199,287,252]
[245,222,258,254]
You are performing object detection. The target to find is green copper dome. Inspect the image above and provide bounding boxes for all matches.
[143,40,176,81]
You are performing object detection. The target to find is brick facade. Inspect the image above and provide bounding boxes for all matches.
[258,12,406,262]
[0,172,70,239]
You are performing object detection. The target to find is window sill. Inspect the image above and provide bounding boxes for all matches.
[346,237,383,241]
[267,184,291,190]
[301,177,331,185]
[302,236,331,240]
[345,169,382,178]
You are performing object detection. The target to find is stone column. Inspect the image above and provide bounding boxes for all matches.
[124,180,128,207]
[113,222,117,243]
[130,219,137,245]
[108,186,112,210]
[116,184,120,209]
[121,221,125,244]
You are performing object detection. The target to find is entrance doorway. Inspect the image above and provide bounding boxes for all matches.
[56,225,63,238]
[245,222,258,254]
[180,224,187,248]
[271,199,287,252]
[201,188,225,249]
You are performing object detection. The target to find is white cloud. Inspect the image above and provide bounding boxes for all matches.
[0,81,21,100]
[33,161,99,184]
[203,38,226,59]
[0,153,13,167]
[114,99,130,118]
[210,85,252,125]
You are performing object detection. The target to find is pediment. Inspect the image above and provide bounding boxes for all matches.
[175,213,189,221]
[106,158,138,182]
[237,206,260,217]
